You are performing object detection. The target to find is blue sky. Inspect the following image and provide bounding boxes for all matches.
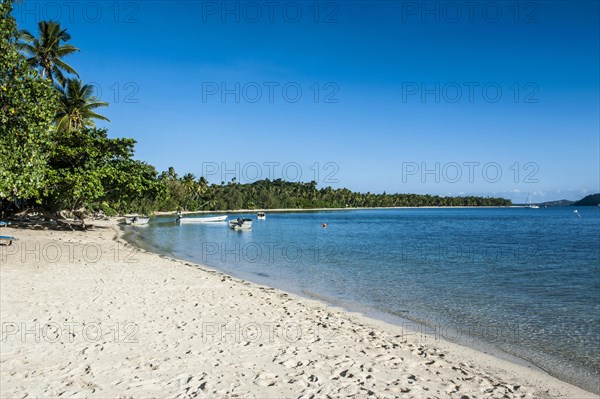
[14,1,600,202]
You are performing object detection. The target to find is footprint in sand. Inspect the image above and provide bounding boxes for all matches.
[253,372,279,387]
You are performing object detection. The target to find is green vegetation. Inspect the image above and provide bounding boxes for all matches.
[55,79,110,132]
[0,0,512,216]
[42,127,160,213]
[16,20,79,85]
[0,1,59,201]
[144,177,511,211]
[573,194,600,207]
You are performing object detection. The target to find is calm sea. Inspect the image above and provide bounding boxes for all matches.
[125,207,600,393]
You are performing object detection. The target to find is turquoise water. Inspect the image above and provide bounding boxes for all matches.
[127,207,600,393]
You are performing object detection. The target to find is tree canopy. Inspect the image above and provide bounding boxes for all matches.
[0,0,59,202]
[144,175,512,212]
[17,20,79,86]
[55,78,109,132]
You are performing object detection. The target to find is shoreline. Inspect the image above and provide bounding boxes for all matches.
[124,226,541,373]
[154,205,524,216]
[122,222,597,394]
[1,219,597,398]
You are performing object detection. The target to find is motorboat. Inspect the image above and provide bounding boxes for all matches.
[124,215,150,225]
[229,218,253,230]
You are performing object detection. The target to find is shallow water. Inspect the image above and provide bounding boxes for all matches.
[127,207,600,393]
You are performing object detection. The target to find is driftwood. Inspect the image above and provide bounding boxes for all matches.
[12,209,57,222]
[3,208,92,231]
[57,219,88,231]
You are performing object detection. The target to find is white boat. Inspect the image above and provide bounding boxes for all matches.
[0,235,15,245]
[177,215,228,224]
[124,215,150,225]
[257,212,266,220]
[229,218,253,230]
[527,191,539,209]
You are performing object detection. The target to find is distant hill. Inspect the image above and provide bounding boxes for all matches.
[519,194,600,207]
[538,199,575,207]
[572,193,600,206]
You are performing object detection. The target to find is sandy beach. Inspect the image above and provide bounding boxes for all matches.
[0,219,596,398]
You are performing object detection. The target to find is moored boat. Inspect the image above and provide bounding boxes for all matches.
[257,212,266,220]
[229,218,253,230]
[176,215,228,224]
[124,215,150,225]
[527,191,539,209]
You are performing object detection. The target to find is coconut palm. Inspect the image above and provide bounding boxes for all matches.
[55,79,109,131]
[197,176,208,193]
[181,173,200,200]
[17,21,79,85]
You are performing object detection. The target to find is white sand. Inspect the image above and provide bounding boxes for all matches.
[0,220,596,398]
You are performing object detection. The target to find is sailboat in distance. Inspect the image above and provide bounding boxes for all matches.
[527,191,540,209]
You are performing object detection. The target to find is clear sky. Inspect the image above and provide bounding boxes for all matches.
[14,0,600,202]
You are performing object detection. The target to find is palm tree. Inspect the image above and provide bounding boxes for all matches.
[17,21,79,85]
[55,79,109,131]
[197,176,208,193]
[181,173,201,200]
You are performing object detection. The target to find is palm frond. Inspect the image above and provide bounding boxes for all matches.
[54,59,79,76]
[56,45,80,57]
[85,111,110,122]
[86,102,110,110]
[18,29,35,43]
[55,115,70,132]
